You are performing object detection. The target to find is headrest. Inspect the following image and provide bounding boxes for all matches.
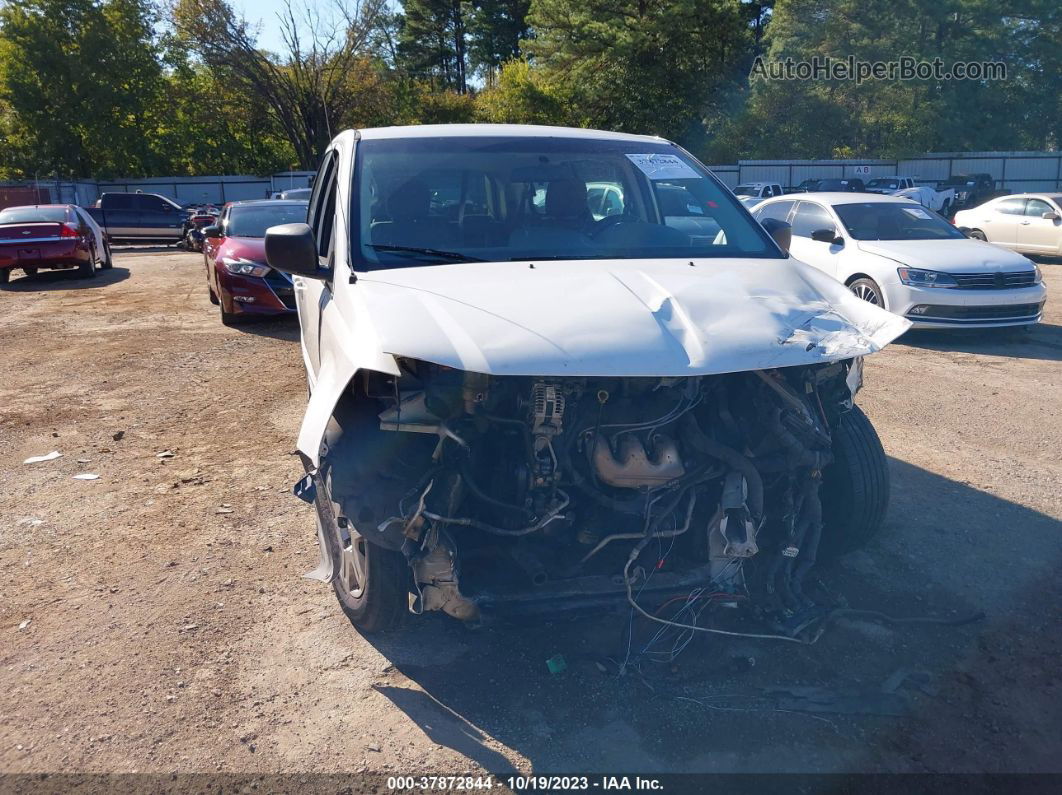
[388,179,430,222]
[545,180,588,220]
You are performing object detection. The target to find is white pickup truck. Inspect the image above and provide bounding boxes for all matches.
[866,176,955,215]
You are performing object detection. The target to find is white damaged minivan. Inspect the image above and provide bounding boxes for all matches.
[265,125,910,636]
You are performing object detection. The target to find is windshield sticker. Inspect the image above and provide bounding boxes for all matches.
[902,207,932,219]
[626,153,700,181]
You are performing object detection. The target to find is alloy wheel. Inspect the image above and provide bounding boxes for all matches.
[850,280,881,306]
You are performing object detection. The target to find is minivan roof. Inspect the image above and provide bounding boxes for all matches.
[355,124,667,144]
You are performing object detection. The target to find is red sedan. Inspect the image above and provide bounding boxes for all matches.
[0,204,112,284]
[203,200,307,325]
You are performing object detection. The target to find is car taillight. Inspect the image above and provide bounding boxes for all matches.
[60,223,80,238]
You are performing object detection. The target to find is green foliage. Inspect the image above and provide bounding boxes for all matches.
[716,0,1061,158]
[468,0,531,84]
[0,0,165,177]
[525,0,751,148]
[0,0,1057,179]
[397,0,470,93]
[474,59,568,124]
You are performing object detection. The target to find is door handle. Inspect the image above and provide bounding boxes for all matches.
[1020,221,1031,225]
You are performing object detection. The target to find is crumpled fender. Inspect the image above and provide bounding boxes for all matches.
[297,288,399,467]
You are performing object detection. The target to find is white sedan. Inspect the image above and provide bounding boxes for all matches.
[953,193,1062,257]
[752,193,1046,329]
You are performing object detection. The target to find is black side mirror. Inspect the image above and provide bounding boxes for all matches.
[811,228,843,245]
[202,225,222,238]
[1042,211,1060,221]
[760,217,792,253]
[265,223,326,279]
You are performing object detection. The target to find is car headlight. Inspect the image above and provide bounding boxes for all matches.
[896,267,958,288]
[1032,264,1042,284]
[221,257,270,278]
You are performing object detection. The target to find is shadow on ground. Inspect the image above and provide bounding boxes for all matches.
[898,322,1062,362]
[111,245,187,255]
[351,458,1061,774]
[1,266,130,291]
[228,314,300,342]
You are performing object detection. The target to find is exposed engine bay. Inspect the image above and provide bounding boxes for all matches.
[317,356,866,636]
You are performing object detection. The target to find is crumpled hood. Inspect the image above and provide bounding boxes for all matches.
[351,258,910,377]
[856,238,1032,272]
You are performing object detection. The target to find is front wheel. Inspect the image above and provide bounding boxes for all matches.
[819,405,890,558]
[316,466,408,633]
[23,267,38,277]
[0,268,10,285]
[968,229,987,241]
[848,277,884,307]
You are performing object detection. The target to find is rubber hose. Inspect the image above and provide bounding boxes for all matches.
[681,415,764,521]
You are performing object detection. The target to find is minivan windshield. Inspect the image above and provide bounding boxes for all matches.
[352,136,781,269]
[834,202,967,240]
[226,202,307,238]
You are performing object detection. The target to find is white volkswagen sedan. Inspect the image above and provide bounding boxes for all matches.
[953,193,1062,257]
[752,193,1046,329]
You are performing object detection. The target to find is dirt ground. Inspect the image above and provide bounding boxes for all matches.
[1,249,1060,777]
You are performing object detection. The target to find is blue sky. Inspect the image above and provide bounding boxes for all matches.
[233,0,397,57]
[232,0,303,54]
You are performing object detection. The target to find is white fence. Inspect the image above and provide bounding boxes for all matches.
[706,151,1062,193]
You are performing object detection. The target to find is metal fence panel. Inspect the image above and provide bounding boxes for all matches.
[705,166,739,187]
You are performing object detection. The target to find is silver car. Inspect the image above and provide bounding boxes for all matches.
[953,193,1062,257]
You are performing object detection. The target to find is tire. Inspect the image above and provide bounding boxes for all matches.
[0,268,9,284]
[101,241,113,270]
[820,405,890,558]
[968,229,987,241]
[77,251,97,279]
[220,302,242,326]
[208,286,220,305]
[23,267,38,277]
[939,200,951,217]
[316,464,408,633]
[848,277,884,307]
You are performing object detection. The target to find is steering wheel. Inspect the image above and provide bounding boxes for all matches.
[589,213,634,237]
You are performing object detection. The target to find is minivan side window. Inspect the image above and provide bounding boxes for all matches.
[309,151,338,259]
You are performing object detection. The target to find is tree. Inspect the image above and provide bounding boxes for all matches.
[468,0,531,84]
[0,0,165,177]
[474,58,567,123]
[718,0,1062,159]
[173,0,386,168]
[525,0,751,147]
[397,0,470,93]
[154,38,297,175]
